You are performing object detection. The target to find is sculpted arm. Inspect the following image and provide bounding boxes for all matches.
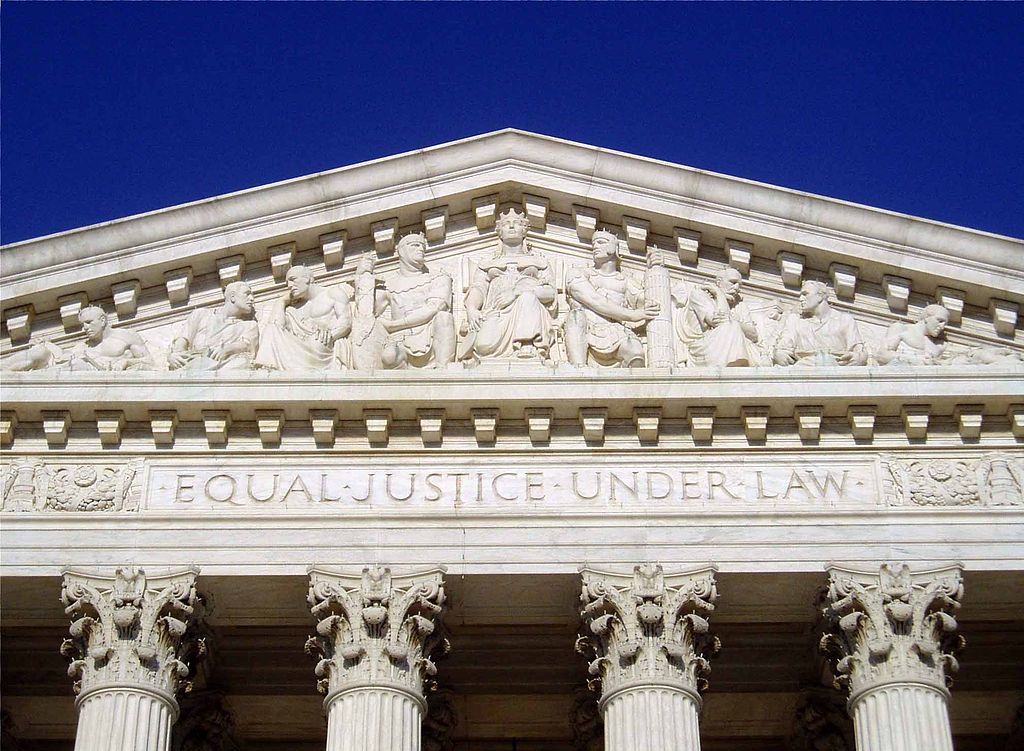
[773,315,797,365]
[534,266,557,306]
[875,323,905,365]
[168,310,200,369]
[568,275,645,323]
[736,303,759,342]
[328,289,353,342]
[122,330,154,364]
[836,318,868,365]
[463,269,489,330]
[383,275,451,334]
[266,296,288,327]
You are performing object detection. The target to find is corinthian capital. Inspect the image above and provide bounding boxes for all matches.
[60,566,201,698]
[820,563,965,699]
[577,563,719,701]
[305,565,448,701]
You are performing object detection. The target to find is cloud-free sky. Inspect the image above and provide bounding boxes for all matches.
[2,3,1022,244]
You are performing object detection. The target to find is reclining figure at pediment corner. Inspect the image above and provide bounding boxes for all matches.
[2,305,154,372]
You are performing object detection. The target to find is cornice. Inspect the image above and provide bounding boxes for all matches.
[3,130,1021,310]
[2,367,1021,421]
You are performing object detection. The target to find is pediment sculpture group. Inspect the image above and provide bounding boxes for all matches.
[4,209,1021,374]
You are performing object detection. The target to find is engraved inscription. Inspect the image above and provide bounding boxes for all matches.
[146,462,877,512]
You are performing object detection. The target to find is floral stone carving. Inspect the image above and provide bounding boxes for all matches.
[2,459,144,513]
[884,453,1023,507]
[305,565,448,703]
[820,563,964,700]
[60,566,202,698]
[576,563,720,702]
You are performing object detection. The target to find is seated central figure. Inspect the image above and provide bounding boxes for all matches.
[458,208,557,363]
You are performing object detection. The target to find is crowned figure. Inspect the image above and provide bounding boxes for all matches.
[458,208,557,364]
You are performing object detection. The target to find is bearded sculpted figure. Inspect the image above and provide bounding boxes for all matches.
[876,303,952,366]
[361,233,456,369]
[168,282,259,371]
[3,305,153,372]
[675,267,760,367]
[458,208,557,364]
[773,280,867,366]
[564,230,658,367]
[254,266,353,371]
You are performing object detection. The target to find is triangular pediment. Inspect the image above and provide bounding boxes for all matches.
[1,129,1021,373]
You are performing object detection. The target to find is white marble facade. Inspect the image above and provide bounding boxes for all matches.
[1,131,1022,750]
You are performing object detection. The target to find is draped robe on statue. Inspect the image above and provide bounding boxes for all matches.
[255,308,341,371]
[459,253,556,361]
[177,308,258,371]
[674,284,759,367]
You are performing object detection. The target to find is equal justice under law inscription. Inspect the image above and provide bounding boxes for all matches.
[148,459,877,512]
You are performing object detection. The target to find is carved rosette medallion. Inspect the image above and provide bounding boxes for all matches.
[2,459,144,513]
[820,563,964,703]
[305,565,448,708]
[576,563,719,707]
[60,566,201,703]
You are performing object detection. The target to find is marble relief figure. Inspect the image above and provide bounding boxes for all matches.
[168,281,258,372]
[876,304,952,366]
[674,267,760,367]
[254,266,352,371]
[564,230,658,367]
[773,280,867,367]
[458,209,557,364]
[3,306,153,372]
[358,233,456,370]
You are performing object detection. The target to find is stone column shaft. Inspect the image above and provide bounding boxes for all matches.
[74,688,175,751]
[60,566,200,751]
[603,685,701,751]
[307,565,447,751]
[578,563,719,751]
[644,251,675,368]
[821,563,963,751]
[851,683,953,751]
[326,687,422,751]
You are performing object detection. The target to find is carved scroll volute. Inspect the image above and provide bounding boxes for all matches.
[60,566,201,697]
[305,565,448,700]
[820,563,965,700]
[577,563,719,700]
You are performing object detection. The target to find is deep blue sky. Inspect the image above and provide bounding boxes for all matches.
[2,4,1023,245]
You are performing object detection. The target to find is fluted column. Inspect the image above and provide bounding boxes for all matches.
[577,563,719,751]
[60,566,201,751]
[644,249,675,368]
[306,565,448,751]
[821,563,965,751]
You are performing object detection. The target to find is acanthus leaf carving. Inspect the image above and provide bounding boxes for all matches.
[305,565,447,701]
[577,563,719,701]
[820,563,964,700]
[60,566,201,698]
